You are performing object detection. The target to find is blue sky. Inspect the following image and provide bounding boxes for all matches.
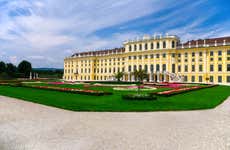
[0,0,229,68]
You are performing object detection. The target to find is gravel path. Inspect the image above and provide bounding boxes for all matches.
[0,96,230,150]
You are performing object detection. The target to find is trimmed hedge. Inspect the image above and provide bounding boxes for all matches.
[0,83,112,96]
[122,93,157,101]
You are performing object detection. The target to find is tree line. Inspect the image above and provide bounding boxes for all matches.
[0,60,32,79]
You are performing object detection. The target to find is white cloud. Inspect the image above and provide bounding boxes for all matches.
[0,0,229,67]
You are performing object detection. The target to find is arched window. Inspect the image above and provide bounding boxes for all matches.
[134,44,137,51]
[156,64,160,71]
[172,41,175,48]
[162,64,166,71]
[139,44,142,50]
[150,65,154,73]
[163,41,166,48]
[139,65,142,70]
[157,42,160,49]
[129,45,132,51]
[144,65,148,72]
[128,65,131,72]
[151,43,154,49]
[133,65,137,71]
[145,43,148,50]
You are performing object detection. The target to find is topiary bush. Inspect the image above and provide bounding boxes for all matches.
[122,93,157,101]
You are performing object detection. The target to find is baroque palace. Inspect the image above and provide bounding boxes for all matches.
[64,34,230,84]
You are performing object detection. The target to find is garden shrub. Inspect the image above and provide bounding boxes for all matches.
[122,93,157,100]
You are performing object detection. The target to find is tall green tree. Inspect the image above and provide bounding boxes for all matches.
[132,69,148,93]
[18,60,32,78]
[6,63,17,77]
[0,61,6,73]
[114,71,125,82]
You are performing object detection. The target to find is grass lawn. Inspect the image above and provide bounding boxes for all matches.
[0,85,229,112]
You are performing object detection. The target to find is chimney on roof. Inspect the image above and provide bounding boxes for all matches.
[153,33,156,39]
[159,34,162,39]
[223,39,226,45]
[215,40,217,46]
[203,39,206,47]
[196,41,198,48]
[166,33,169,37]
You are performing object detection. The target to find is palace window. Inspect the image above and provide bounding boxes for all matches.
[184,76,188,82]
[192,52,195,57]
[150,65,154,73]
[192,65,195,72]
[156,54,160,58]
[185,52,188,57]
[133,56,137,60]
[172,53,175,58]
[139,55,142,59]
[178,65,181,72]
[218,64,222,71]
[210,51,214,56]
[227,76,230,83]
[218,76,222,83]
[199,76,202,82]
[227,50,230,55]
[210,58,214,61]
[210,76,214,82]
[172,41,175,48]
[139,65,142,70]
[129,45,132,51]
[144,65,148,72]
[145,55,148,59]
[162,64,166,71]
[163,53,166,58]
[210,65,214,72]
[227,64,230,71]
[184,65,188,72]
[139,44,142,50]
[199,65,203,72]
[134,45,137,51]
[191,76,195,82]
[151,43,154,49]
[163,41,166,48]
[218,50,222,56]
[178,53,181,58]
[157,42,160,49]
[129,56,131,60]
[172,64,175,73]
[199,52,202,57]
[156,64,160,71]
[133,65,137,71]
[218,57,222,61]
[145,43,148,50]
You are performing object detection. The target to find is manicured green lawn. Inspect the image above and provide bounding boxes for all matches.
[0,85,229,112]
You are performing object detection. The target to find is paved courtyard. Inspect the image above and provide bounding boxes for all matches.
[0,96,230,150]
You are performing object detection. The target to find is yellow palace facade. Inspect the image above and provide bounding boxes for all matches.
[64,34,230,85]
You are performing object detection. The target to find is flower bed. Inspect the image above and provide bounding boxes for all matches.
[94,83,136,87]
[156,85,217,96]
[113,86,156,91]
[0,83,112,96]
[122,93,157,101]
[23,85,112,96]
